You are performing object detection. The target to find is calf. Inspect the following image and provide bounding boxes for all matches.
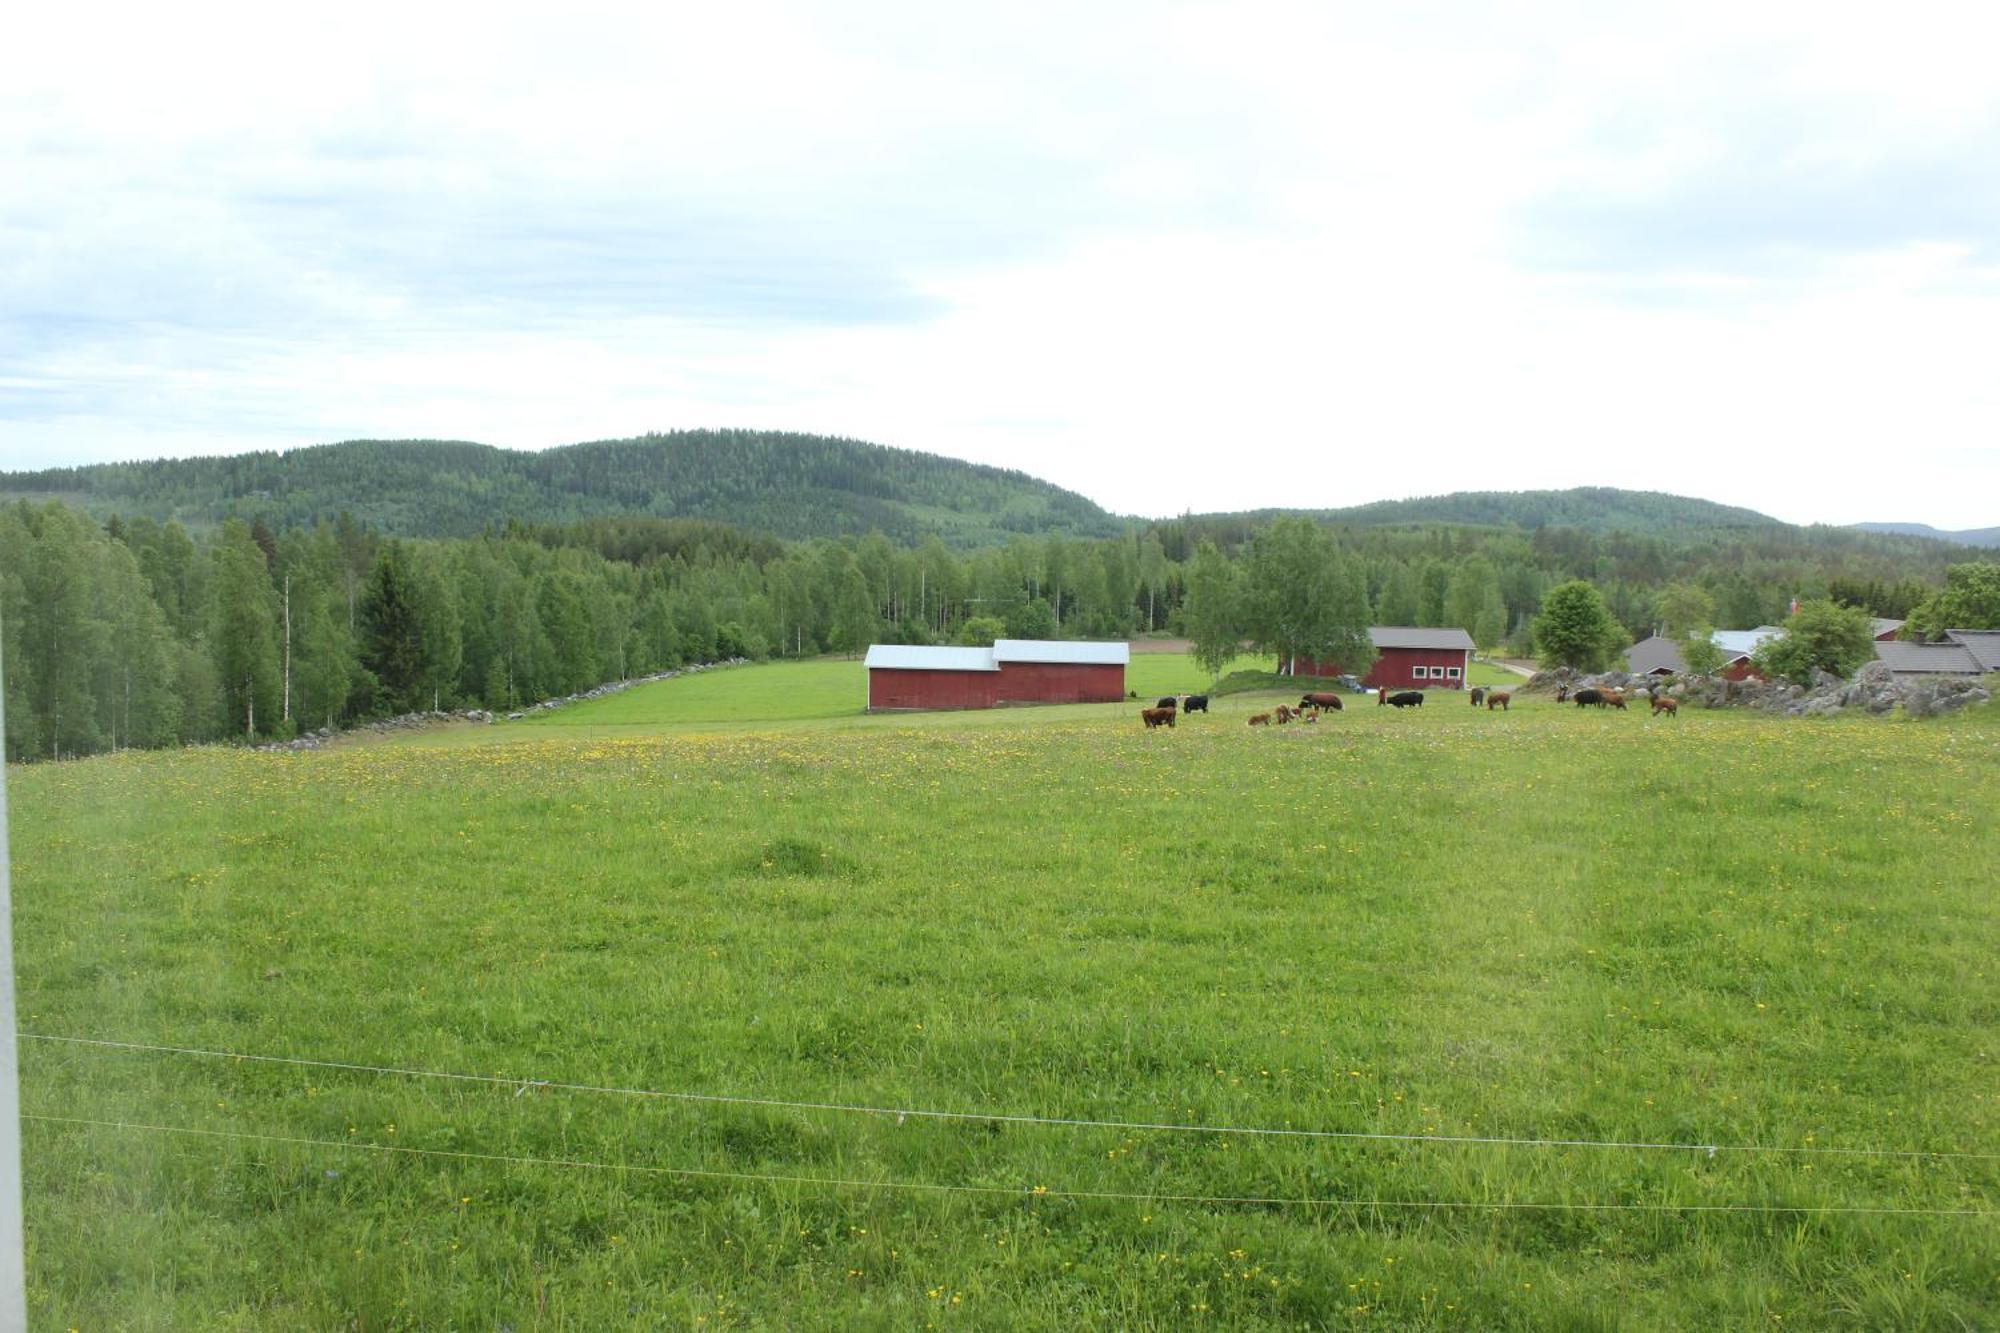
[1385,690,1424,708]
[1300,691,1344,712]
[1248,712,1272,727]
[1486,690,1511,711]
[1651,695,1679,718]
[1469,687,1486,707]
[1275,705,1295,724]
[1182,694,1210,714]
[1141,707,1176,729]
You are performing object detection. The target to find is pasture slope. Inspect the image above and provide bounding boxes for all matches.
[10,655,1997,1329]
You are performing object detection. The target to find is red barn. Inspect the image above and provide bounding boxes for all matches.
[865,639,1128,711]
[1283,626,1475,690]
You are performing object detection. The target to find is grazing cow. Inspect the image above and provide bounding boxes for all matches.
[1156,697,1179,711]
[1486,690,1511,711]
[1469,687,1486,707]
[1573,688,1603,708]
[1386,690,1424,708]
[1141,707,1176,729]
[1300,692,1344,712]
[1651,695,1679,718]
[1248,712,1272,727]
[1182,694,1210,714]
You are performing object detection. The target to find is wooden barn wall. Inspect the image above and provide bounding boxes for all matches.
[867,669,1001,711]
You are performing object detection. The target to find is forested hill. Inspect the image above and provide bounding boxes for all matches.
[1194,488,1789,535]
[0,431,1126,547]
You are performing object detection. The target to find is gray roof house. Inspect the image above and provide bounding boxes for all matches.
[1945,630,2000,671]
[1872,632,1993,679]
[1624,627,1782,676]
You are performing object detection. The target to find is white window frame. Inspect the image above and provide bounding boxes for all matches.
[1445,665,1462,679]
[1412,665,1429,679]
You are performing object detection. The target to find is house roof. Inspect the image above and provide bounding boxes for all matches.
[1872,618,1905,638]
[1712,627,1783,658]
[863,645,1001,672]
[1625,629,1775,675]
[1369,626,1475,651]
[1624,635,1689,675]
[1942,630,2000,671]
[992,639,1130,665]
[1873,640,1982,675]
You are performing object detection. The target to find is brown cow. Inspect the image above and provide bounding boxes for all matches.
[1651,695,1679,718]
[1486,690,1511,711]
[1141,707,1175,729]
[1300,691,1344,712]
[1600,688,1628,711]
[1248,712,1272,727]
[1275,705,1295,724]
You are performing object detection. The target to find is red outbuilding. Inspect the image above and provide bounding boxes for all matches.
[865,639,1129,711]
[1282,626,1476,690]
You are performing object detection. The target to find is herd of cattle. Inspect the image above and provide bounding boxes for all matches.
[1140,680,1679,727]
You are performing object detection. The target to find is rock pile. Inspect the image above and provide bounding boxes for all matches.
[252,658,752,751]
[1519,660,1990,719]
[502,658,750,720]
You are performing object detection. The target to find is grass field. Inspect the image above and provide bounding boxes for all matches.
[10,655,1998,1328]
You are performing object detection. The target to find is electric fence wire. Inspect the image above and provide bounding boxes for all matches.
[22,1032,2000,1164]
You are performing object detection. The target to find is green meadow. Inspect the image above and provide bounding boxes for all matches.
[9,656,1997,1329]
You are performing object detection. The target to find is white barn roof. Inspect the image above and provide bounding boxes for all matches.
[863,645,1000,672]
[992,639,1130,665]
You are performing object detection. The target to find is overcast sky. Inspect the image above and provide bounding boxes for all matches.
[4,2,1998,527]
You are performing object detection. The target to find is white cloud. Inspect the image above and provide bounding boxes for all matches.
[4,2,1999,528]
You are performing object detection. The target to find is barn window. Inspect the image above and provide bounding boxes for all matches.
[1445,666,1461,679]
[1412,665,1429,679]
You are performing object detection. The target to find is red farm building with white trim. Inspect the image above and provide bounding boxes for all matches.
[864,639,1129,711]
[1282,626,1476,690]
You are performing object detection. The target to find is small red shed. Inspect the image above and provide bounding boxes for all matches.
[1284,626,1476,690]
[865,640,1128,711]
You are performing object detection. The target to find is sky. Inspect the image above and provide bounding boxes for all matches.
[4,1,1999,528]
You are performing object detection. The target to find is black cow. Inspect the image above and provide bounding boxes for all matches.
[1573,688,1604,708]
[1469,687,1487,707]
[1182,694,1209,714]
[1155,697,1179,711]
[1386,690,1424,708]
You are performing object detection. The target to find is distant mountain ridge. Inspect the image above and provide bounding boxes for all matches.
[1850,521,2000,548]
[6,434,1991,557]
[0,431,1126,548]
[1195,487,1789,535]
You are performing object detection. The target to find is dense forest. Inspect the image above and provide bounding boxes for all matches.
[5,474,1989,760]
[0,431,1126,547]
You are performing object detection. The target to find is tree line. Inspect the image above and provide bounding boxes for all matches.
[3,498,1988,760]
